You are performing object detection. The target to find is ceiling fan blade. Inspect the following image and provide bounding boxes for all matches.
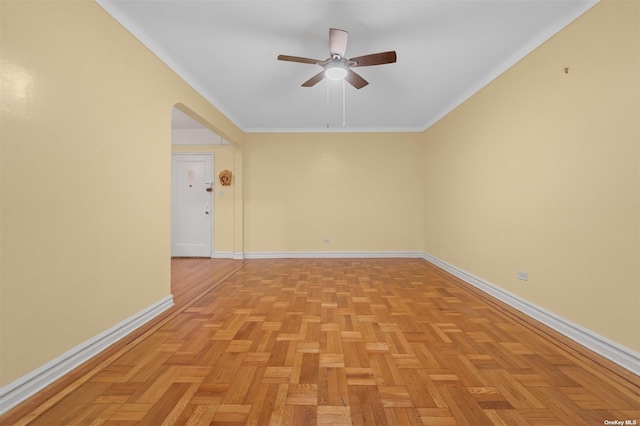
[350,51,397,67]
[301,70,326,87]
[345,69,369,89]
[329,28,348,58]
[277,55,322,65]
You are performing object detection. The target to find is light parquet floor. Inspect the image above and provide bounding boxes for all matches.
[2,258,639,425]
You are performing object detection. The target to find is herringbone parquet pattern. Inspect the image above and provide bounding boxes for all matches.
[3,258,639,425]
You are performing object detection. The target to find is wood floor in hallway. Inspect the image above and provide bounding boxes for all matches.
[2,258,639,425]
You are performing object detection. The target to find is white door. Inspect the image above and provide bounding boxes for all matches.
[171,154,213,257]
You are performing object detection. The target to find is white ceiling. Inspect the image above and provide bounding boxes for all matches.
[96,0,597,133]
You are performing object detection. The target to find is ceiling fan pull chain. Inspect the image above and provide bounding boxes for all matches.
[326,78,330,128]
[342,79,346,128]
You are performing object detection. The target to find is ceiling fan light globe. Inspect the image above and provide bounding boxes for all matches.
[325,64,348,81]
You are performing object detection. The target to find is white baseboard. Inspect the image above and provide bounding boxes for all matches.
[211,252,234,259]
[232,252,245,260]
[421,252,640,376]
[244,251,424,259]
[0,295,174,416]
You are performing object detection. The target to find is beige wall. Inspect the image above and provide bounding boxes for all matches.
[0,0,242,385]
[422,0,639,351]
[171,145,236,255]
[244,133,424,254]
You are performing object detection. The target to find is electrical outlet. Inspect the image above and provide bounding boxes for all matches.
[517,271,528,281]
[322,238,330,244]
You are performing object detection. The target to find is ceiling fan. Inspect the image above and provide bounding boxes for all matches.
[277,28,397,89]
